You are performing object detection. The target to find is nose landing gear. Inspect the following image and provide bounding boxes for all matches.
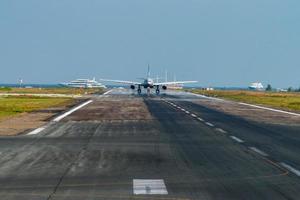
[137,86,142,95]
[156,86,160,95]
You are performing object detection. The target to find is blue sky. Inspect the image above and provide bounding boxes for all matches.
[1,0,300,87]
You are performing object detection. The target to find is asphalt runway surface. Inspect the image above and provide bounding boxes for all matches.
[1,89,300,199]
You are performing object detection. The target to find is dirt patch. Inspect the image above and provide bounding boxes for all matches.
[194,99,300,126]
[0,99,82,136]
[64,98,153,121]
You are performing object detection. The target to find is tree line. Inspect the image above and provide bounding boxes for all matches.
[265,84,300,92]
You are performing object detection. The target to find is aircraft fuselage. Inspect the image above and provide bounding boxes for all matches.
[141,78,155,88]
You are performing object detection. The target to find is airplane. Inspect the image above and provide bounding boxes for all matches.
[100,66,197,95]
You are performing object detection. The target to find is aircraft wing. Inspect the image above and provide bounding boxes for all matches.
[100,79,140,85]
[154,81,198,86]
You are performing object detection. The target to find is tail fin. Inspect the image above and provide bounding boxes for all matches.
[147,64,151,79]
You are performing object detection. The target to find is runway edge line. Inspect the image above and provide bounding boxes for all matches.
[53,100,93,122]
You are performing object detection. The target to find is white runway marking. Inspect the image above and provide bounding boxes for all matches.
[53,100,93,122]
[230,136,244,143]
[205,122,214,127]
[239,102,300,117]
[103,89,113,95]
[191,114,197,118]
[197,117,204,121]
[215,128,227,133]
[188,92,224,101]
[249,147,268,157]
[185,111,190,114]
[133,179,168,195]
[280,163,300,176]
[27,126,46,135]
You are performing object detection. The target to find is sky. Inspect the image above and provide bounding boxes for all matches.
[1,0,300,88]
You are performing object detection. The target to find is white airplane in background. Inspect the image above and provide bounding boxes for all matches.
[100,66,197,95]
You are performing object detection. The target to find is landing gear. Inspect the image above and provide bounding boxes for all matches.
[137,86,142,95]
[156,86,160,95]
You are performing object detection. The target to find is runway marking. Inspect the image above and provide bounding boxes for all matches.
[103,89,113,95]
[27,126,46,135]
[185,111,190,114]
[215,128,227,133]
[133,179,168,195]
[197,117,204,121]
[53,100,93,122]
[205,122,214,127]
[249,147,268,157]
[191,114,197,118]
[230,136,244,143]
[188,92,224,101]
[239,102,300,117]
[280,163,300,176]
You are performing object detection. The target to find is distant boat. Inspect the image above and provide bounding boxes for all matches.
[60,78,106,88]
[249,82,264,90]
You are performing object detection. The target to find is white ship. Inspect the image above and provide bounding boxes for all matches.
[249,82,264,90]
[60,78,106,88]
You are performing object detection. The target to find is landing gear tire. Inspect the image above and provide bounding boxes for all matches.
[137,89,142,95]
[156,89,160,95]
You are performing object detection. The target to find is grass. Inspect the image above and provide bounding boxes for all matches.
[0,87,103,95]
[0,87,12,92]
[0,96,75,120]
[189,89,300,112]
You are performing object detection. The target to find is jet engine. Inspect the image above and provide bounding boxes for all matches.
[162,85,167,90]
[130,85,135,90]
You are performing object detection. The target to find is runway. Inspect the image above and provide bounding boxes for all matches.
[1,89,300,199]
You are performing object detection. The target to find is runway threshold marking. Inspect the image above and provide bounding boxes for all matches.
[133,179,168,195]
[53,100,93,122]
[280,163,300,176]
[27,126,47,135]
[249,147,268,157]
[230,136,244,143]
